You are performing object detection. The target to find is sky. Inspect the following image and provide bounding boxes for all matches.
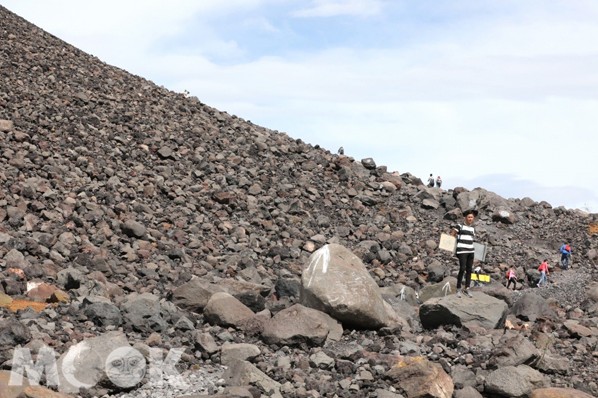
[2,0,598,213]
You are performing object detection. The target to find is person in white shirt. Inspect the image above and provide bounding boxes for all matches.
[427,173,435,187]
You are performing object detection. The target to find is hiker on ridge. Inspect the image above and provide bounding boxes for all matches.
[450,209,478,298]
[436,176,442,188]
[427,173,435,187]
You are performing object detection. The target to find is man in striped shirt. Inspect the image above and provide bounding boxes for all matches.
[450,209,478,298]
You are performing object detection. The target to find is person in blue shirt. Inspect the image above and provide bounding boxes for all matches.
[559,243,572,269]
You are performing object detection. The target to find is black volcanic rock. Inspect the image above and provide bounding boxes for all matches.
[1,4,598,397]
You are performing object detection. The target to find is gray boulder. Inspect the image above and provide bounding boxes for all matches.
[300,243,400,329]
[220,343,261,366]
[510,292,557,322]
[485,365,548,397]
[489,332,540,367]
[82,296,123,327]
[419,291,508,329]
[0,318,31,347]
[262,304,342,347]
[120,292,168,332]
[454,386,483,398]
[222,359,280,395]
[216,278,271,312]
[171,278,225,312]
[203,292,255,328]
[427,260,448,283]
[419,277,457,303]
[380,283,419,306]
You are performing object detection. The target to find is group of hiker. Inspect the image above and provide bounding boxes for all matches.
[449,208,573,296]
[503,244,571,289]
[427,174,442,188]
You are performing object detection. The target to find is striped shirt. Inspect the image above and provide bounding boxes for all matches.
[453,223,475,254]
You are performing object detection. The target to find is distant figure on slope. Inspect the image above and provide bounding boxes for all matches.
[450,209,478,298]
[427,173,435,187]
[559,243,572,269]
[338,146,344,155]
[537,259,549,287]
[506,267,517,290]
[436,176,442,188]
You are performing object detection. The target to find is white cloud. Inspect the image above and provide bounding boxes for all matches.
[241,16,281,33]
[292,0,384,17]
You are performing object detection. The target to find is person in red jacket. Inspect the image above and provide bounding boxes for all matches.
[537,260,549,287]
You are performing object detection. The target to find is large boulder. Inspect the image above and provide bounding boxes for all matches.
[426,261,448,283]
[492,206,518,224]
[419,291,508,329]
[380,283,419,306]
[300,244,400,329]
[562,320,596,338]
[0,369,29,398]
[419,277,457,303]
[171,277,270,313]
[82,296,123,327]
[220,343,261,366]
[120,292,168,333]
[0,318,32,347]
[485,365,548,397]
[488,332,540,367]
[203,292,255,328]
[171,278,225,312]
[535,352,571,375]
[262,304,342,347]
[510,292,557,322]
[385,356,454,398]
[222,359,280,395]
[454,386,483,398]
[215,278,271,312]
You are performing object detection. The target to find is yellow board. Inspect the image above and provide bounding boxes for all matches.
[589,222,598,235]
[471,273,490,283]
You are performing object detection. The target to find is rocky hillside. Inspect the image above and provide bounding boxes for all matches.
[1,5,598,398]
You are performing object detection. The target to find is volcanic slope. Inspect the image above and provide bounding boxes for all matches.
[1,5,598,398]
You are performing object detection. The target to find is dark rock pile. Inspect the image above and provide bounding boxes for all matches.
[1,5,598,398]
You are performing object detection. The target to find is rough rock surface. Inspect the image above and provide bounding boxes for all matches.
[0,5,598,398]
[419,291,508,329]
[300,244,401,329]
